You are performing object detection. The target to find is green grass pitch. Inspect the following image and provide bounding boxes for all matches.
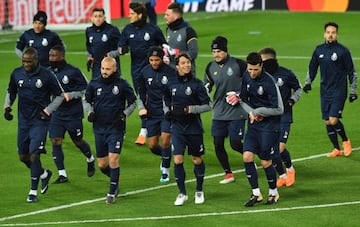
[0,10,359,226]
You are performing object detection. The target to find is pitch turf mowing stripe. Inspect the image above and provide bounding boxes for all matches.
[0,147,359,223]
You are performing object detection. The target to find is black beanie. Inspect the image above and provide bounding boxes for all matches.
[148,46,164,59]
[211,36,228,52]
[33,11,47,26]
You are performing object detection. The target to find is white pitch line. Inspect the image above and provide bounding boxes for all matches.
[0,148,358,223]
[0,201,359,226]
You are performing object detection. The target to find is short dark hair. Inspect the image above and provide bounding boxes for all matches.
[130,2,147,20]
[324,22,338,31]
[175,52,192,65]
[23,47,38,59]
[246,52,262,65]
[92,8,105,15]
[167,3,183,15]
[258,47,276,59]
[50,44,65,54]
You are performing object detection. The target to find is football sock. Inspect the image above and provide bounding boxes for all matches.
[174,163,186,195]
[333,120,348,141]
[244,161,258,189]
[281,149,292,169]
[193,161,205,191]
[162,146,171,168]
[252,188,261,196]
[214,136,232,174]
[30,160,42,190]
[28,189,37,196]
[326,125,340,150]
[139,126,147,137]
[269,188,278,196]
[109,167,120,195]
[264,165,277,190]
[59,169,67,177]
[52,144,65,170]
[76,140,92,159]
[273,157,285,175]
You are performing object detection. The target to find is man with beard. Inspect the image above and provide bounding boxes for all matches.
[163,2,198,74]
[109,2,167,146]
[84,57,136,204]
[303,22,357,158]
[86,8,121,79]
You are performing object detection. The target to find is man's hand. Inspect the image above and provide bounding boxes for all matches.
[139,109,148,119]
[87,58,93,72]
[288,98,295,106]
[4,107,13,121]
[226,91,240,106]
[113,112,126,127]
[164,111,172,120]
[37,109,50,121]
[162,44,180,56]
[107,50,120,58]
[349,93,358,103]
[87,112,96,122]
[303,84,311,93]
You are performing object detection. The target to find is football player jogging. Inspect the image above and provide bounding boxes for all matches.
[163,2,198,74]
[4,47,65,202]
[109,2,167,146]
[16,11,64,67]
[137,47,176,183]
[84,57,136,204]
[48,45,96,184]
[227,52,284,207]
[204,36,247,184]
[164,52,211,206]
[259,47,302,188]
[86,8,121,79]
[303,22,357,157]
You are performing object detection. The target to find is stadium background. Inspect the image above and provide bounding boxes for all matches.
[2,0,360,30]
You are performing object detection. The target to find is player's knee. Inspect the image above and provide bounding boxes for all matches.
[19,154,30,163]
[51,137,62,145]
[30,153,40,162]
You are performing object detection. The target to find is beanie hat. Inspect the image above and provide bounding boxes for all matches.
[33,11,47,26]
[211,36,228,52]
[148,46,164,59]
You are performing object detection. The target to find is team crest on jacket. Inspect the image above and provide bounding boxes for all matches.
[331,52,338,61]
[35,79,43,88]
[42,38,48,46]
[112,85,119,95]
[18,80,24,87]
[147,78,153,85]
[227,67,234,76]
[96,88,102,95]
[257,86,264,95]
[102,34,108,42]
[185,86,192,95]
[161,75,168,84]
[144,32,150,41]
[89,36,93,43]
[176,34,182,42]
[62,75,69,84]
[277,78,284,87]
